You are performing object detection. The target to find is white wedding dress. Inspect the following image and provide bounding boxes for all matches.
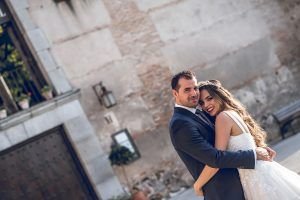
[224,111,300,200]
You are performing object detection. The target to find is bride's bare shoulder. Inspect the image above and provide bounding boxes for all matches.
[216,111,234,124]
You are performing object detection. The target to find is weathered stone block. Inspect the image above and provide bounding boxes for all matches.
[8,0,29,10]
[0,132,11,151]
[95,177,124,200]
[0,112,31,131]
[28,3,75,43]
[75,136,104,163]
[5,124,28,146]
[24,110,61,137]
[48,68,72,94]
[71,0,111,29]
[194,37,280,89]
[133,0,177,11]
[28,0,111,43]
[36,49,58,72]
[64,115,94,143]
[163,7,270,73]
[14,8,36,32]
[85,155,115,184]
[27,0,42,8]
[30,100,57,118]
[115,97,156,134]
[56,100,84,122]
[27,28,50,52]
[150,0,255,42]
[52,29,121,80]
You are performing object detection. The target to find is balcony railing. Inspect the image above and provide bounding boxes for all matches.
[0,66,46,111]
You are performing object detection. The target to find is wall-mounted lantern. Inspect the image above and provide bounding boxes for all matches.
[93,82,117,108]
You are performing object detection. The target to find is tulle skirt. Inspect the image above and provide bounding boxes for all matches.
[239,160,300,200]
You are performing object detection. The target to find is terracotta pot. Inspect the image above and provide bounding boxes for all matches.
[42,90,53,100]
[0,109,7,119]
[18,99,30,109]
[132,191,148,200]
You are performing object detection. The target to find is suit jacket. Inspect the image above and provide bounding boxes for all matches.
[169,107,255,200]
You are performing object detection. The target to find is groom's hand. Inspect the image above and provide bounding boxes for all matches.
[255,147,272,161]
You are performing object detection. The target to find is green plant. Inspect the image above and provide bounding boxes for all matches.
[109,144,135,194]
[109,145,135,166]
[16,93,30,102]
[10,87,20,99]
[41,85,52,93]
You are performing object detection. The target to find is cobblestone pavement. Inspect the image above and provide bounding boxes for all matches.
[171,133,300,200]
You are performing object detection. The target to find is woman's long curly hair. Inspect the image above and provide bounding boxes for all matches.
[198,80,267,147]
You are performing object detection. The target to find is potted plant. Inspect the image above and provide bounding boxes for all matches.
[0,106,7,119]
[131,186,148,200]
[109,144,148,200]
[16,93,31,109]
[41,85,53,100]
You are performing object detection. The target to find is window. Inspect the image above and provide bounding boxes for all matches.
[111,129,141,161]
[0,1,50,117]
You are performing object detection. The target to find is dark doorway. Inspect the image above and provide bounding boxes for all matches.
[0,126,99,200]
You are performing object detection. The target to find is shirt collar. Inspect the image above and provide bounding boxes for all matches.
[175,103,197,114]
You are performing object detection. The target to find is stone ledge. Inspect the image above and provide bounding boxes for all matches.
[0,89,80,131]
[27,28,50,52]
[7,0,29,11]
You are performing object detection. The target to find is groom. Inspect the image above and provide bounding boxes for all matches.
[169,70,275,200]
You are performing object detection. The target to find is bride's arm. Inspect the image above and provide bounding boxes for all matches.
[194,112,233,195]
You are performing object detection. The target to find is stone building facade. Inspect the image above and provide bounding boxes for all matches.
[2,0,300,196]
[0,0,123,199]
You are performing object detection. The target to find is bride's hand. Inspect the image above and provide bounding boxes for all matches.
[256,147,271,161]
[193,181,204,196]
[264,146,276,160]
[196,188,204,196]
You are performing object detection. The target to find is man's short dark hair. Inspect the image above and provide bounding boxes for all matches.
[171,70,196,91]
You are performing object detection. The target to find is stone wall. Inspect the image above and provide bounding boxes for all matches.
[26,0,300,187]
[5,0,124,198]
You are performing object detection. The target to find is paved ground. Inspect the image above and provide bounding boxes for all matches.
[171,133,300,200]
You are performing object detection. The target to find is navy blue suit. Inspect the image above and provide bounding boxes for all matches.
[169,107,255,200]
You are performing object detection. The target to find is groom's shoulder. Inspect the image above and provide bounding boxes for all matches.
[170,108,187,120]
[169,110,193,128]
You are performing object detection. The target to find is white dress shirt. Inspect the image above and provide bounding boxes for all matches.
[175,103,197,114]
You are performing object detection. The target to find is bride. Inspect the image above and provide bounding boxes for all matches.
[193,80,300,200]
